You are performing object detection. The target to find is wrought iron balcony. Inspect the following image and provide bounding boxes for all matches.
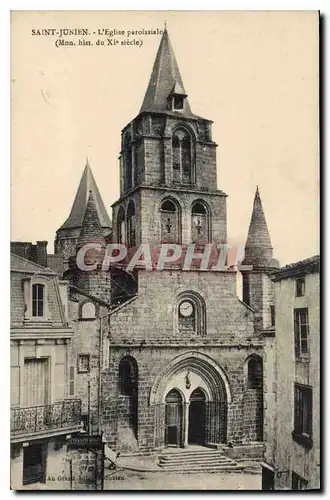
[11,399,82,441]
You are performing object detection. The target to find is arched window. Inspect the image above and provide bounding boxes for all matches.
[172,128,194,185]
[117,206,125,244]
[191,201,210,245]
[119,356,138,396]
[160,198,181,244]
[127,201,136,247]
[80,301,96,320]
[118,356,138,438]
[124,133,133,191]
[177,292,206,336]
[32,283,45,317]
[245,355,263,442]
[247,357,263,389]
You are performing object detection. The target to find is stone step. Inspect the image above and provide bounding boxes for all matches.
[160,450,226,457]
[159,461,236,468]
[159,450,226,459]
[158,450,240,473]
[159,455,230,462]
[159,456,235,465]
[158,464,245,473]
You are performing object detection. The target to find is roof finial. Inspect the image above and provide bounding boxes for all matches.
[86,156,90,167]
[164,21,167,31]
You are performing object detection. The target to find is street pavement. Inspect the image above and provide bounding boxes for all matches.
[103,469,261,490]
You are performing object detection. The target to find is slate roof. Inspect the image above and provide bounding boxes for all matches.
[59,159,111,231]
[140,28,196,117]
[10,252,56,275]
[272,255,320,281]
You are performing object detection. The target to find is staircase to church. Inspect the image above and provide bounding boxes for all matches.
[158,447,243,473]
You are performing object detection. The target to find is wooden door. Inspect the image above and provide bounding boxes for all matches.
[165,389,183,447]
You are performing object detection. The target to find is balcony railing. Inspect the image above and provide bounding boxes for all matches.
[11,399,82,438]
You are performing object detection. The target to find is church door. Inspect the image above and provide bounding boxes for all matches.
[165,389,183,447]
[188,388,206,445]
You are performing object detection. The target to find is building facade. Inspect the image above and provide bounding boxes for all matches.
[11,28,287,480]
[10,251,82,490]
[96,28,279,458]
[262,256,320,490]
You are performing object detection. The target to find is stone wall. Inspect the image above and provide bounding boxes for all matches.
[67,295,109,431]
[102,344,264,453]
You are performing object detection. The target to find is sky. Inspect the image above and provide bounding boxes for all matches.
[11,10,319,265]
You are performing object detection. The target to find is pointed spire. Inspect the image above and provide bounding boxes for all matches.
[243,186,276,267]
[78,190,105,247]
[140,29,192,114]
[60,160,111,231]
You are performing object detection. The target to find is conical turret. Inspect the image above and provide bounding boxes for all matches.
[243,187,279,268]
[59,159,111,231]
[55,159,111,263]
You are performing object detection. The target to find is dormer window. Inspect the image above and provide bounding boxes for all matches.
[174,95,184,110]
[22,277,50,322]
[32,284,44,317]
[167,81,187,112]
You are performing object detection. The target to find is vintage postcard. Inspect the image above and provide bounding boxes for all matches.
[10,10,320,491]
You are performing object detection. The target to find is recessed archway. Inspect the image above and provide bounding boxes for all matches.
[150,352,231,449]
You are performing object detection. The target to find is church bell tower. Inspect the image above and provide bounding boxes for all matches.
[112,28,228,251]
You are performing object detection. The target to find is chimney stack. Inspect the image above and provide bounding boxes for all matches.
[36,241,48,267]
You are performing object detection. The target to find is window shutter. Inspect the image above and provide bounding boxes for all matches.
[307,388,313,437]
[294,385,302,434]
[294,310,300,357]
[69,366,75,396]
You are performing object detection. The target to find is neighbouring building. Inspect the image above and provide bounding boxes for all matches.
[261,255,320,490]
[10,251,82,490]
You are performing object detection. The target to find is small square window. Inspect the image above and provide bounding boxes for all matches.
[77,355,90,373]
[296,277,305,297]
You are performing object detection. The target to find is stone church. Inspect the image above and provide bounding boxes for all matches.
[53,28,280,460]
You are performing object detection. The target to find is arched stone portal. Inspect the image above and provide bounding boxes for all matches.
[150,352,231,449]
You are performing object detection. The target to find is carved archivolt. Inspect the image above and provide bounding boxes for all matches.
[149,351,232,405]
